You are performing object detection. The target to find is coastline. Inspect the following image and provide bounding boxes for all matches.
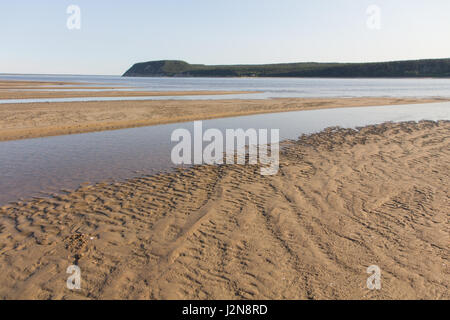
[1,97,448,141]
[1,120,448,299]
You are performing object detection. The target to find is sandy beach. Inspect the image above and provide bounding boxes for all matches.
[0,97,447,141]
[0,120,448,299]
[2,0,450,308]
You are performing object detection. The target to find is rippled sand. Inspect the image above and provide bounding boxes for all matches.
[0,120,448,299]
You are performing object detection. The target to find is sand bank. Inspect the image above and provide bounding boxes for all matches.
[0,80,254,97]
[0,120,448,299]
[0,80,89,88]
[0,90,255,100]
[0,97,447,141]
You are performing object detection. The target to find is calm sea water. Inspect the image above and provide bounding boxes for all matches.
[0,74,450,102]
[0,102,449,205]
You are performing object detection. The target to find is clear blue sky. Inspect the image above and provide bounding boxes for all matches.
[1,0,449,75]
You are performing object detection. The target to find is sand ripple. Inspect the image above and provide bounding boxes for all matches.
[0,120,448,299]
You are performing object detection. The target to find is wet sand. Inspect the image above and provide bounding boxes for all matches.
[0,90,256,100]
[0,120,448,299]
[0,79,255,99]
[0,97,447,141]
[0,80,87,87]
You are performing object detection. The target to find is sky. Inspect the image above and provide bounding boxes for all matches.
[1,0,449,75]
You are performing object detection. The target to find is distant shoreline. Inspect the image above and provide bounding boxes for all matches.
[2,74,450,80]
[123,58,450,78]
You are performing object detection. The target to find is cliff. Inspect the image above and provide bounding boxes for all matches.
[122,58,450,78]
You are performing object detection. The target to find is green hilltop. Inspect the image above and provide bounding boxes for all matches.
[123,58,450,78]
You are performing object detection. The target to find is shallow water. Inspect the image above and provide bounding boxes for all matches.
[0,102,449,205]
[0,75,450,103]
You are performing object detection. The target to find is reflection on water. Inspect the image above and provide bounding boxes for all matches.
[0,102,449,205]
